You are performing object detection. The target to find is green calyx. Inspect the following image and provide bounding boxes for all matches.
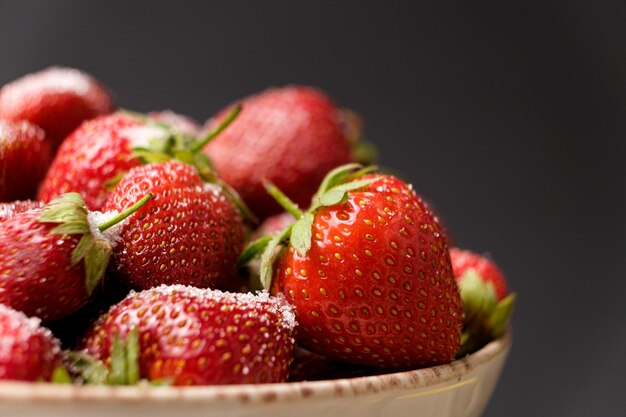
[456,269,516,357]
[38,192,153,296]
[66,328,168,386]
[124,106,255,224]
[238,163,380,291]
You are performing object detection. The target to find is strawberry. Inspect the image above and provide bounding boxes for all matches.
[37,112,151,210]
[203,86,375,220]
[0,67,114,150]
[449,248,515,356]
[254,212,296,240]
[240,165,463,368]
[103,161,246,291]
[287,347,381,382]
[0,304,63,381]
[0,200,44,222]
[38,107,244,213]
[450,248,508,300]
[81,284,297,385]
[0,192,151,322]
[0,120,52,201]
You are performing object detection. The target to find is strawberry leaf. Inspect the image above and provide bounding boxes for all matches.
[71,234,95,265]
[263,181,303,219]
[67,351,109,385]
[238,235,273,267]
[108,334,127,385]
[50,221,90,235]
[109,328,141,385]
[51,366,72,384]
[125,328,140,385]
[315,177,380,208]
[489,293,516,338]
[84,239,112,295]
[259,225,293,291]
[316,163,363,196]
[291,212,314,257]
[39,193,87,224]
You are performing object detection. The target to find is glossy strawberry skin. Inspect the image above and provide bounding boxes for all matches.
[0,67,114,149]
[82,285,297,385]
[0,209,90,321]
[450,248,508,300]
[0,200,44,222]
[204,86,353,220]
[37,112,144,210]
[103,161,246,291]
[272,175,463,368]
[0,120,52,202]
[0,304,63,381]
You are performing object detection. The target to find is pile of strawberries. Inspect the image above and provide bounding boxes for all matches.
[0,67,515,385]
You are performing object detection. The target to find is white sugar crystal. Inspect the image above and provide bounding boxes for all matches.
[122,125,170,149]
[87,210,128,246]
[148,284,298,331]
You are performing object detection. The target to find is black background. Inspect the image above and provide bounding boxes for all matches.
[1,1,624,416]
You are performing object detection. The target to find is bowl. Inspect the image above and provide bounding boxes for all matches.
[0,329,511,417]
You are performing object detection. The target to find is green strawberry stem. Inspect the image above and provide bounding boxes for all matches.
[263,181,303,219]
[189,105,242,154]
[97,193,153,232]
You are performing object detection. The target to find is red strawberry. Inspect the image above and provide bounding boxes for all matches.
[103,161,246,291]
[82,284,297,385]
[0,120,52,201]
[0,192,151,321]
[203,86,373,220]
[449,248,515,356]
[242,165,463,368]
[37,112,148,210]
[287,347,381,382]
[0,67,114,150]
[38,107,244,213]
[0,200,44,222]
[0,304,63,381]
[450,248,508,300]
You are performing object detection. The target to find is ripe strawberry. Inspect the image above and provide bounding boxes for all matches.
[0,120,52,201]
[0,192,151,322]
[449,248,515,356]
[38,107,243,213]
[37,112,150,210]
[81,284,297,385]
[203,86,374,220]
[450,248,508,300]
[287,347,381,382]
[0,67,114,150]
[0,200,44,222]
[241,165,463,368]
[0,304,63,381]
[103,161,246,291]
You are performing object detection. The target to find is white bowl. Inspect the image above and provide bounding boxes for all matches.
[0,329,511,417]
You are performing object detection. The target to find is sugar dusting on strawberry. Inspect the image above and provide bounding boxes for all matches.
[0,67,114,150]
[0,304,63,381]
[82,284,297,385]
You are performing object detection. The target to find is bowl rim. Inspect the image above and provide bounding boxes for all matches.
[0,328,512,405]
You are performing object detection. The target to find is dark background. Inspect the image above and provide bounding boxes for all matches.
[1,1,624,416]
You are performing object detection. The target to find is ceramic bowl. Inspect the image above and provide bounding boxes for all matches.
[0,329,511,417]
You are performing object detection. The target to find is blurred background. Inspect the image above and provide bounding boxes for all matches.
[1,1,624,415]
